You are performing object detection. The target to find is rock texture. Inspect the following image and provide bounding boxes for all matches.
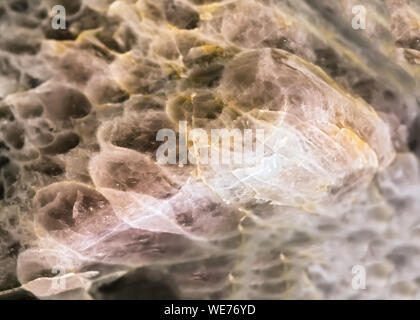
[0,0,420,299]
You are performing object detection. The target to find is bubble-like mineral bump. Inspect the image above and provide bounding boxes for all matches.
[1,0,420,300]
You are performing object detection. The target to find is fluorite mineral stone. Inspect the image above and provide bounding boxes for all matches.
[1,0,420,300]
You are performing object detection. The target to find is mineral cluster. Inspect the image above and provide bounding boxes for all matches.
[1,0,420,299]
